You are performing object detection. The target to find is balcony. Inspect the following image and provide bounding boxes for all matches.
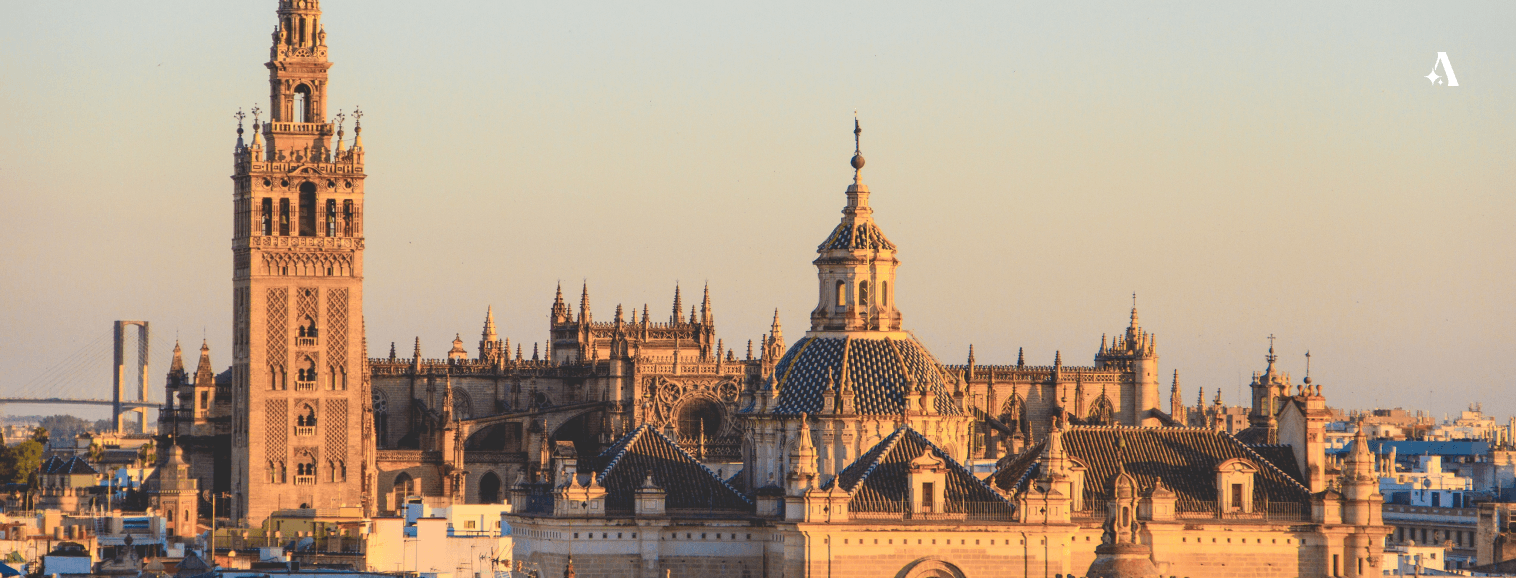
[295,426,316,437]
[296,337,317,348]
[293,476,316,486]
[294,380,316,391]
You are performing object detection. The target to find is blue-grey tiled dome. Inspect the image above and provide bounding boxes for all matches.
[760,335,959,416]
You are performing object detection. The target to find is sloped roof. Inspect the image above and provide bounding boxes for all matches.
[818,221,896,252]
[41,456,97,476]
[590,425,752,514]
[1247,444,1305,484]
[992,426,1311,510]
[763,335,961,416]
[826,427,1011,515]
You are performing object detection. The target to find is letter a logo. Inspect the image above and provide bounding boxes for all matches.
[1425,52,1459,86]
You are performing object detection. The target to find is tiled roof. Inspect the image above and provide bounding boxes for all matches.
[988,441,1045,494]
[993,427,1311,510]
[1233,426,1268,445]
[41,456,97,476]
[588,425,752,514]
[826,427,1011,515]
[764,335,961,416]
[1248,444,1305,485]
[819,222,896,252]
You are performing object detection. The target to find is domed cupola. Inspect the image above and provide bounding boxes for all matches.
[760,118,959,419]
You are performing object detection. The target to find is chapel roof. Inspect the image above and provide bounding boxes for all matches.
[587,424,752,513]
[826,427,1011,515]
[760,335,961,416]
[992,426,1311,510]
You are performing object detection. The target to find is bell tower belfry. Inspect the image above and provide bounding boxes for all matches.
[230,0,373,525]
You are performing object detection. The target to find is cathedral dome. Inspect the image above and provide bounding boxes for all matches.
[764,334,961,416]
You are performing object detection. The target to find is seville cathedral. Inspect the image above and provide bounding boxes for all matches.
[159,1,1391,576]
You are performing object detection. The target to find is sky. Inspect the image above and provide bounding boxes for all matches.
[1,1,1513,421]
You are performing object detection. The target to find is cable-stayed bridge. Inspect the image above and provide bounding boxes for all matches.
[2,321,169,432]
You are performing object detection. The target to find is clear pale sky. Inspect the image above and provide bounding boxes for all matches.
[1,1,1512,421]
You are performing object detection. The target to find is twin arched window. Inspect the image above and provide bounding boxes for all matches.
[296,404,317,427]
[296,357,317,382]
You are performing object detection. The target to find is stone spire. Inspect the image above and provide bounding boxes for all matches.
[770,309,783,345]
[195,340,215,386]
[169,341,186,375]
[700,282,713,325]
[579,282,592,324]
[482,305,498,342]
[671,285,683,324]
[551,282,569,324]
[1170,370,1184,423]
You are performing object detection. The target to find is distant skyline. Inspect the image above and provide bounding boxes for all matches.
[1,1,1513,420]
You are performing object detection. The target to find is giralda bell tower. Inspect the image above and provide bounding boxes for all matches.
[230,0,374,524]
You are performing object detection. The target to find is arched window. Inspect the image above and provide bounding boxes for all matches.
[279,198,290,236]
[325,199,337,237]
[296,404,317,427]
[342,200,353,236]
[394,472,416,502]
[261,198,273,235]
[478,472,502,504]
[835,280,846,308]
[297,357,317,383]
[858,281,870,307]
[298,182,317,236]
[293,84,311,123]
[676,399,723,442]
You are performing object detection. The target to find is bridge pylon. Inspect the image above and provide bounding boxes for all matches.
[113,321,151,433]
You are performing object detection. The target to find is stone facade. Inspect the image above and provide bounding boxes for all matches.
[224,0,374,525]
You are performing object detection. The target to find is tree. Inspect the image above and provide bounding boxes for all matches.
[0,441,44,485]
[29,427,47,446]
[88,442,105,464]
[137,441,156,466]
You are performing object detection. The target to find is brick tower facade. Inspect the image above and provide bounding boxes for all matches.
[230,0,373,524]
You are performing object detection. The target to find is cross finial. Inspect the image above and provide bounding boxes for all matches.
[250,105,262,128]
[1266,334,1278,364]
[234,109,246,131]
[1304,350,1312,381]
[850,112,865,184]
[353,107,363,129]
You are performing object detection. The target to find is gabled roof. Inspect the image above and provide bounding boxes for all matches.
[589,425,752,513]
[40,456,97,476]
[992,426,1311,509]
[764,335,961,416]
[826,427,1011,515]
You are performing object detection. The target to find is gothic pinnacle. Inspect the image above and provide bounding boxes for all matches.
[389,342,396,359]
[413,337,421,358]
[482,305,498,341]
[579,281,591,322]
[701,282,712,323]
[671,285,683,324]
[1017,347,1025,367]
[170,341,185,373]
